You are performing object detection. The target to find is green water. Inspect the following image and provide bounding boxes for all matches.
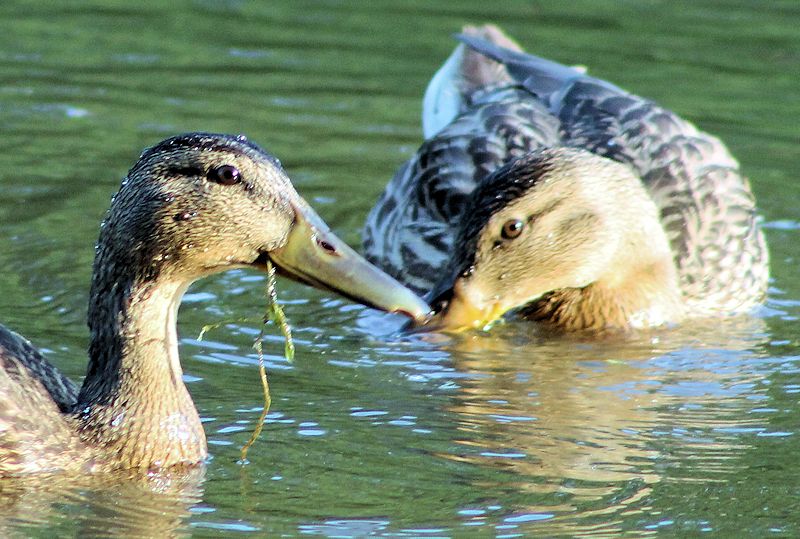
[0,0,798,536]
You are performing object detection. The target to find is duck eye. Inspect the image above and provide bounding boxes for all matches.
[209,165,241,185]
[501,218,525,240]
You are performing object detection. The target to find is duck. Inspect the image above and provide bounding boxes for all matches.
[0,132,429,476]
[363,24,769,333]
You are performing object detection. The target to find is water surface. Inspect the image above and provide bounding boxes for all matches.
[1,0,798,536]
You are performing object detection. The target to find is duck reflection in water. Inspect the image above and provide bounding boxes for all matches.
[431,315,769,533]
[0,467,205,537]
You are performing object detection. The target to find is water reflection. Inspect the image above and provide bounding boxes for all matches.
[0,467,204,537]
[434,316,769,530]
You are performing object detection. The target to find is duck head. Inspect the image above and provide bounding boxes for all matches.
[97,132,430,321]
[420,147,676,331]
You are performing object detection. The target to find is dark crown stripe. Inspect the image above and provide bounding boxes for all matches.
[445,151,555,277]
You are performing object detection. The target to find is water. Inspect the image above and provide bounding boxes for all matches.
[0,0,798,536]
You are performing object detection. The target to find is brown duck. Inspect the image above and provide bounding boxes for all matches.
[363,25,769,333]
[0,133,429,476]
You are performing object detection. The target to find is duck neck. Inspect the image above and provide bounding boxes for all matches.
[75,269,206,470]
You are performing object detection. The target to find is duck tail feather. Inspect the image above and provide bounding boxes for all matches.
[457,24,523,90]
[456,32,584,95]
[457,29,630,105]
[422,24,521,138]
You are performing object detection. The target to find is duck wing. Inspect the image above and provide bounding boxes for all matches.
[0,327,83,474]
[0,326,78,411]
[363,88,561,293]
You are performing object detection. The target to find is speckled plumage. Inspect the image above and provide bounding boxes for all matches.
[363,26,768,330]
[0,133,427,476]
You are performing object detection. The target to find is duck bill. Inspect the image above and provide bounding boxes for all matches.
[267,202,430,323]
[418,282,506,332]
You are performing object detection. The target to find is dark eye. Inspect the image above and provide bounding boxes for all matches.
[501,218,525,240]
[208,165,241,185]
